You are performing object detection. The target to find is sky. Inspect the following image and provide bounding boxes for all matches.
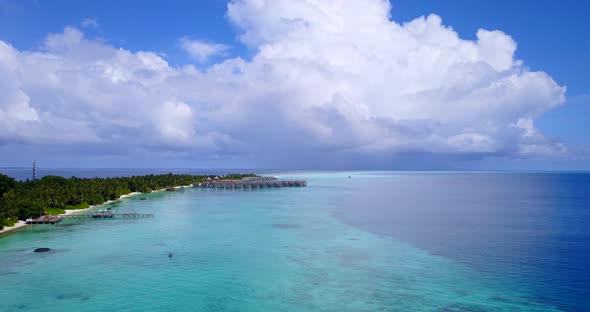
[0,0,589,170]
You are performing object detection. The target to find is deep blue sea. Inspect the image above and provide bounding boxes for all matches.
[0,169,588,311]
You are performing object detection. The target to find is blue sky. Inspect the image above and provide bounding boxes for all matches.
[0,0,588,169]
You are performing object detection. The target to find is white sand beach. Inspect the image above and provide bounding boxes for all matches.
[0,220,28,235]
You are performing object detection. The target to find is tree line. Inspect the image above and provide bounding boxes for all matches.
[0,173,255,229]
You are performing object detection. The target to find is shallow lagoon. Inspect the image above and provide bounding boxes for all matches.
[1,172,587,311]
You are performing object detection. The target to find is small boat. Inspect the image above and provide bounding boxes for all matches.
[140,198,147,200]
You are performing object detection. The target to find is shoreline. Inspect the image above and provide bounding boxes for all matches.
[60,191,144,215]
[0,185,192,236]
[0,220,28,236]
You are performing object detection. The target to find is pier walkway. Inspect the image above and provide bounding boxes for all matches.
[62,213,154,219]
[26,213,154,224]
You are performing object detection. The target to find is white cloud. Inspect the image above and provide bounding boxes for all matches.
[81,18,99,29]
[179,38,230,63]
[0,0,569,168]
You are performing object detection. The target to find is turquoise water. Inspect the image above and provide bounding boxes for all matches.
[0,172,574,311]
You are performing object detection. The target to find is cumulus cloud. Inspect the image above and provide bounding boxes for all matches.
[0,0,568,168]
[179,38,231,63]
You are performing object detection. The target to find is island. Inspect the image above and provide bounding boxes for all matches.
[0,173,256,234]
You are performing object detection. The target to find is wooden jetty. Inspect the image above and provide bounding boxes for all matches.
[27,212,154,223]
[194,179,307,189]
[62,213,154,219]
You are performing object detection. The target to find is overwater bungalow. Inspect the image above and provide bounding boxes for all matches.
[194,178,306,189]
[242,176,278,182]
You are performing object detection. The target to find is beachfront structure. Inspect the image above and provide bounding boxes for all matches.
[241,176,278,182]
[165,186,175,192]
[194,179,306,189]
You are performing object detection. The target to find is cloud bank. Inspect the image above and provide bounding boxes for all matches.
[0,0,567,168]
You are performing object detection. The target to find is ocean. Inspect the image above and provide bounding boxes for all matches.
[0,170,588,311]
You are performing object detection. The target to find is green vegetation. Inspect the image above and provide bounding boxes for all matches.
[65,202,90,210]
[0,216,17,230]
[45,207,66,215]
[0,172,256,225]
[224,173,257,180]
[5,218,17,227]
